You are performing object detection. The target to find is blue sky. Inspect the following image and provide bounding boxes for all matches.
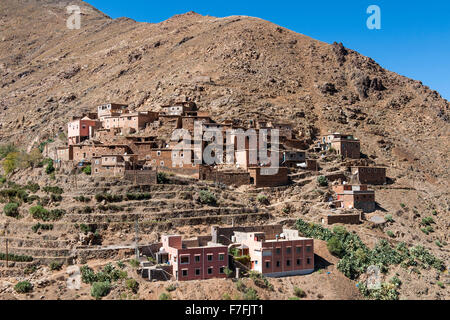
[85,0,450,100]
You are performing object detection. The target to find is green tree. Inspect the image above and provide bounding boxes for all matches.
[3,202,19,217]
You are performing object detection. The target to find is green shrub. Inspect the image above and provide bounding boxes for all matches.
[30,206,65,221]
[3,202,19,217]
[317,176,328,187]
[293,286,306,298]
[74,195,91,203]
[421,217,434,226]
[126,279,139,293]
[327,236,344,257]
[95,193,123,203]
[82,165,91,175]
[400,203,406,208]
[159,292,171,300]
[198,190,217,206]
[235,279,246,292]
[14,281,32,294]
[0,144,18,160]
[25,183,40,193]
[385,214,394,223]
[0,252,33,262]
[129,259,140,268]
[43,186,63,194]
[126,193,151,201]
[389,276,402,288]
[81,265,97,284]
[243,288,259,300]
[91,281,111,299]
[49,261,63,271]
[222,293,231,300]
[51,193,62,202]
[24,265,37,275]
[435,240,442,247]
[157,172,169,184]
[386,231,395,238]
[289,296,300,300]
[224,267,233,278]
[437,281,445,289]
[256,194,269,205]
[45,160,55,175]
[32,223,53,233]
[166,284,176,292]
[0,176,6,184]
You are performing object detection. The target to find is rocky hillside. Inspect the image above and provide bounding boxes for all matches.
[1,0,449,185]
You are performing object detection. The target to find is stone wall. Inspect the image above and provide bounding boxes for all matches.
[322,213,361,225]
[123,170,157,184]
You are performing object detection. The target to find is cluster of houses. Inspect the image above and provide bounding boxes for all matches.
[56,101,321,187]
[139,224,314,281]
[52,101,391,281]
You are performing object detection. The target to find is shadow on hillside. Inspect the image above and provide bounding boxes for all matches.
[375,202,387,212]
[314,253,332,270]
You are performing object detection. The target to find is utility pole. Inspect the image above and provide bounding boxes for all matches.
[134,217,139,261]
[4,224,8,268]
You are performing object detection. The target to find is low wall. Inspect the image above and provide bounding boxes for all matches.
[323,213,361,225]
[123,170,157,184]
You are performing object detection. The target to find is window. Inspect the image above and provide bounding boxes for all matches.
[195,268,201,276]
[180,255,189,264]
[207,254,213,261]
[286,247,291,254]
[296,246,302,254]
[306,246,311,253]
[296,259,301,265]
[194,255,201,263]
[219,267,225,274]
[160,161,164,166]
[276,248,281,255]
[182,269,188,277]
[265,261,270,269]
[207,267,213,275]
[276,261,280,267]
[218,254,225,261]
[286,259,291,266]
[157,151,161,156]
[307,258,311,265]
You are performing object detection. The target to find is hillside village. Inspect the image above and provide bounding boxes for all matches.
[0,0,448,301]
[2,98,446,301]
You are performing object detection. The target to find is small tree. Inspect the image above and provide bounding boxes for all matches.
[49,261,63,271]
[45,159,55,175]
[82,165,91,175]
[3,202,19,217]
[198,190,217,206]
[317,176,328,187]
[126,279,139,293]
[159,292,171,300]
[157,172,169,184]
[327,236,344,257]
[14,281,33,294]
[91,281,111,299]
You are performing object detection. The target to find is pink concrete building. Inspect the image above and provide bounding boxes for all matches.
[232,229,314,277]
[67,116,101,145]
[160,235,228,281]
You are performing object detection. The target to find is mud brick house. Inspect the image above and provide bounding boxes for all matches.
[282,150,306,167]
[92,154,134,176]
[198,166,251,186]
[72,143,132,162]
[247,166,289,188]
[102,111,159,132]
[68,116,102,145]
[351,166,386,185]
[56,146,72,161]
[231,229,314,277]
[161,101,197,116]
[145,148,202,178]
[320,133,360,159]
[97,103,128,120]
[181,115,212,131]
[332,184,375,212]
[158,235,228,281]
